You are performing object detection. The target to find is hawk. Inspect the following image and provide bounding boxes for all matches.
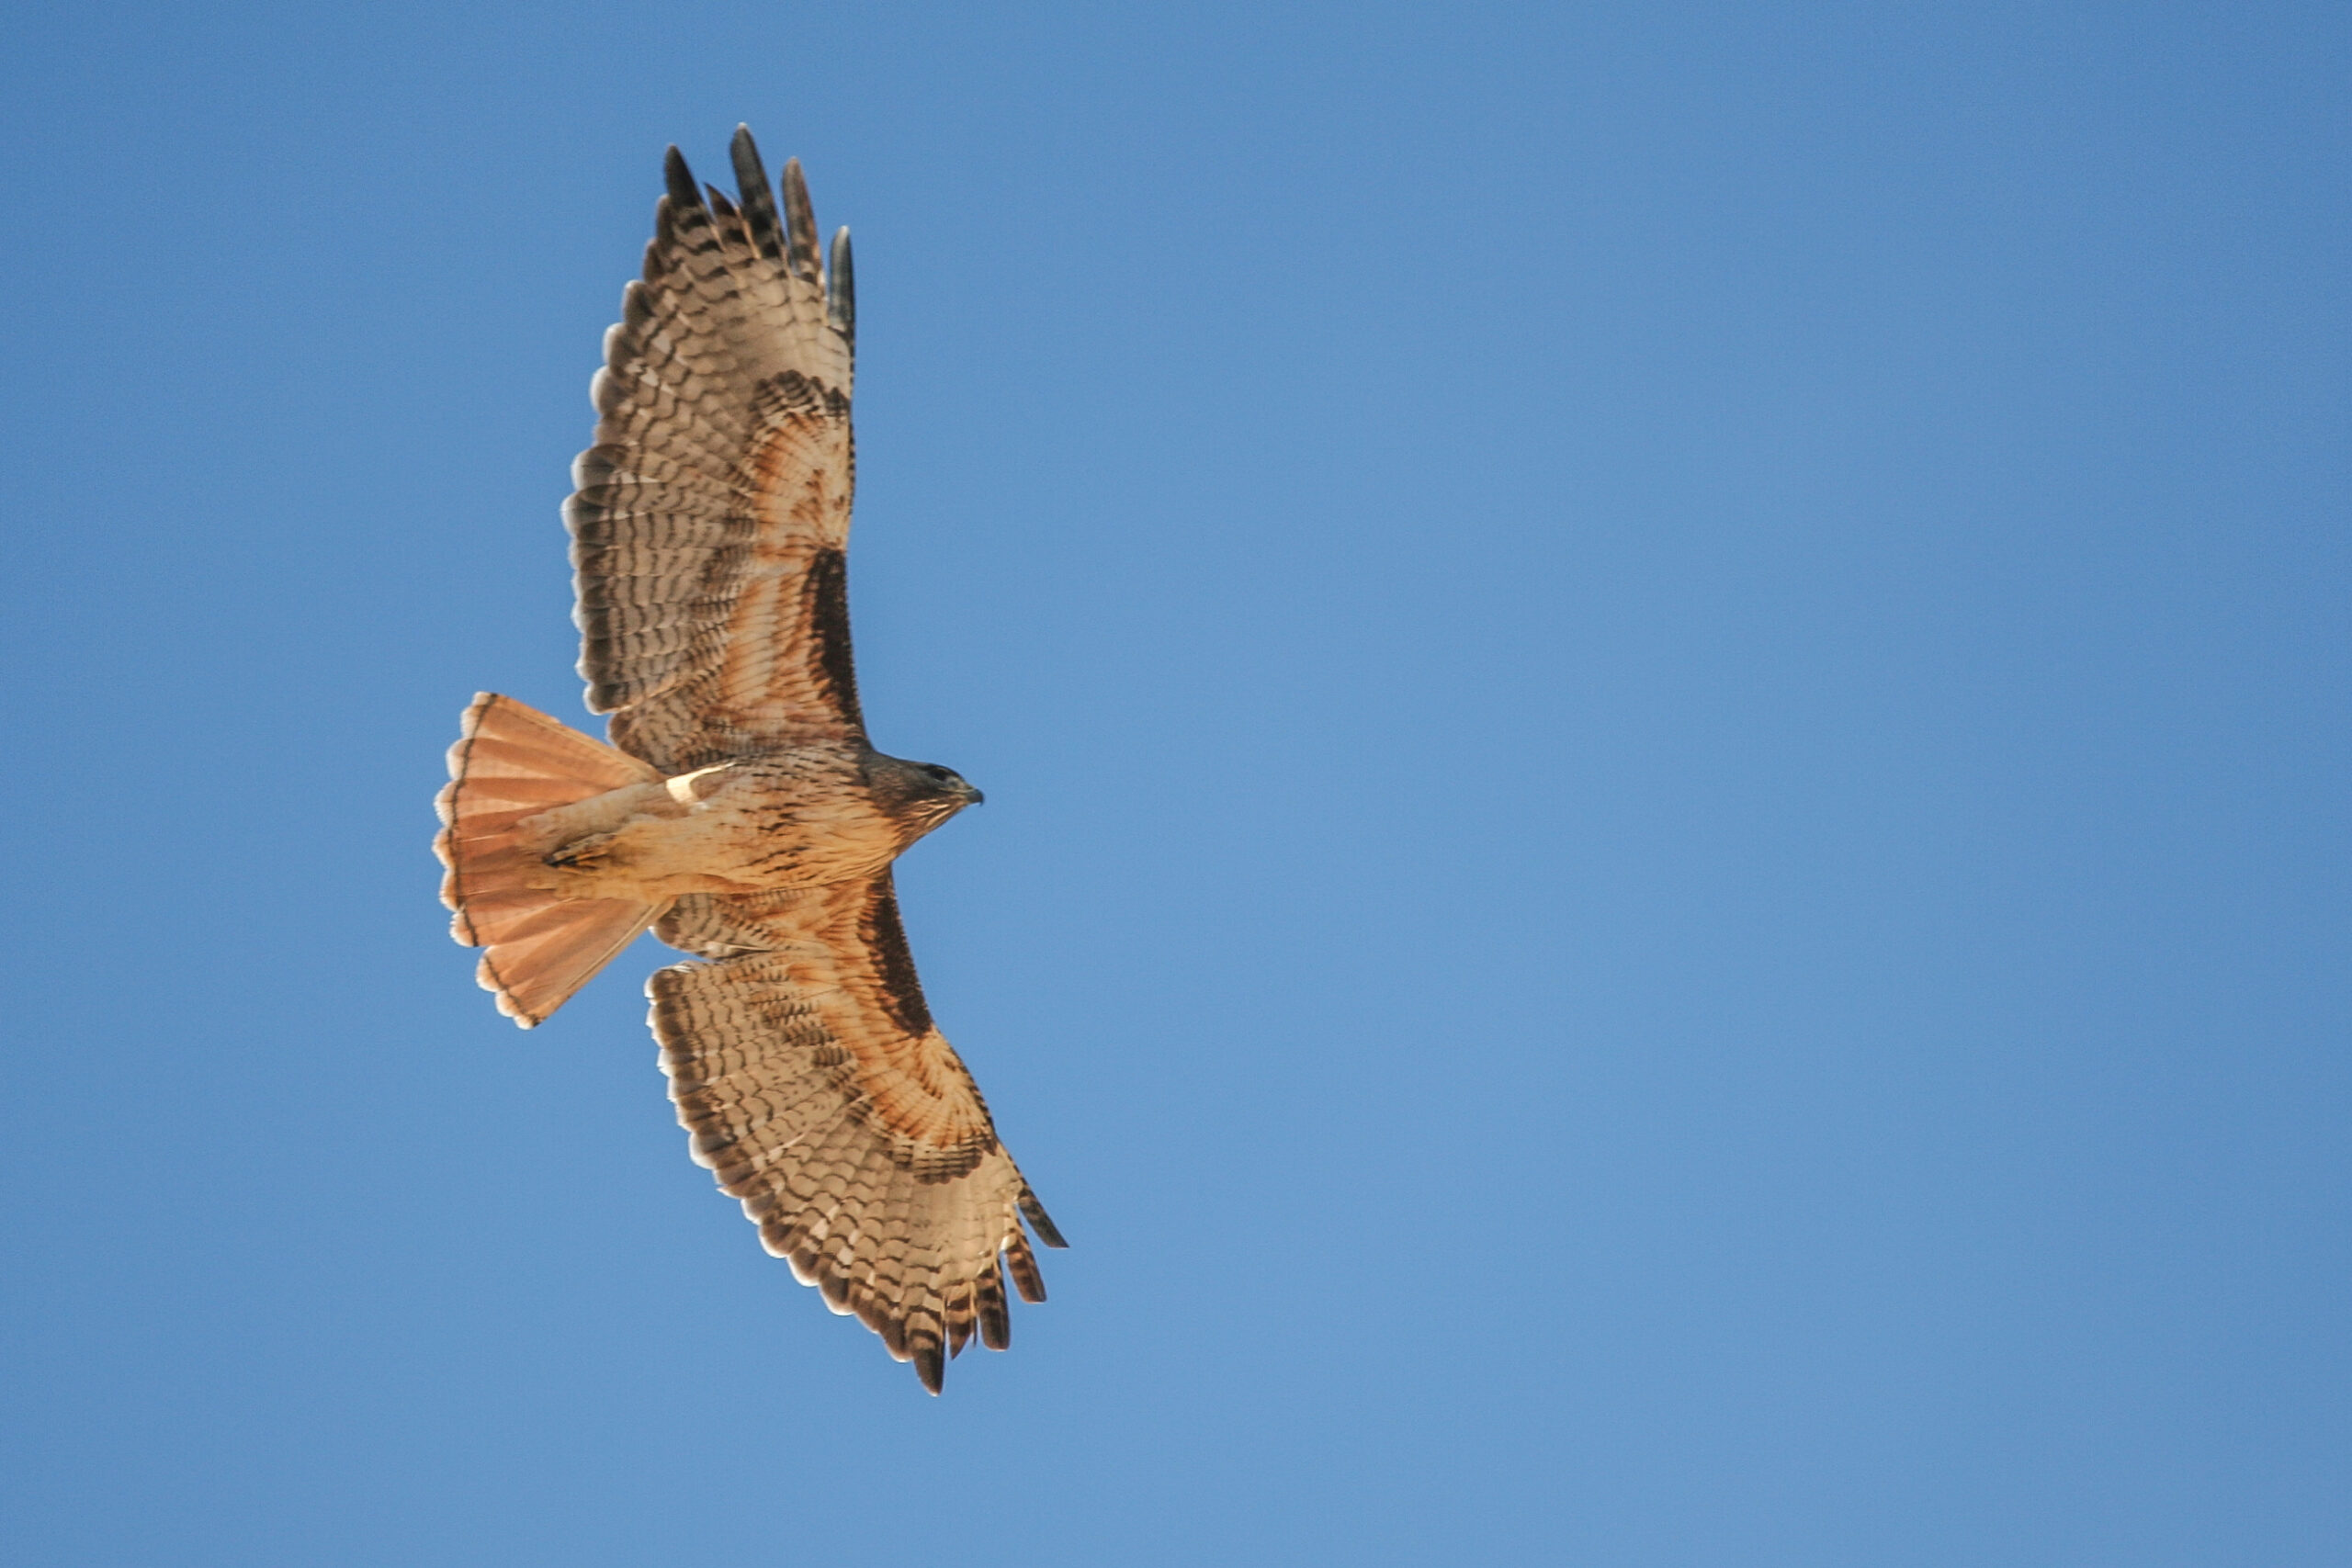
[434,127,1063,1393]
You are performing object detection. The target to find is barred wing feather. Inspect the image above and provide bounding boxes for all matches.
[650,876,1065,1393]
[568,127,864,773]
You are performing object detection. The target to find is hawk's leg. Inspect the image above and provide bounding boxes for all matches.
[543,830,620,873]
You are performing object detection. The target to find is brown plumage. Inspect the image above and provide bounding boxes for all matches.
[434,128,1062,1393]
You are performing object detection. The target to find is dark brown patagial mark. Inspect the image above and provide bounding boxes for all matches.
[860,880,932,1036]
[846,880,1000,1183]
[803,546,865,734]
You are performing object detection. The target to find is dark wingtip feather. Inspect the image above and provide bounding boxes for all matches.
[781,157,819,278]
[828,227,855,344]
[1006,1235,1047,1304]
[914,1343,945,1394]
[728,126,786,260]
[1020,1188,1068,1248]
[662,146,701,209]
[977,1265,1012,1351]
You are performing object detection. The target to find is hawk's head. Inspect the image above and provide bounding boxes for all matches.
[865,752,984,839]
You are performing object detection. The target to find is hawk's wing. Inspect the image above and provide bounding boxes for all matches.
[650,880,1065,1393]
[567,128,863,774]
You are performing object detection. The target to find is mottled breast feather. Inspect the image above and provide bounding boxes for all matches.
[566,135,863,774]
[650,875,1064,1393]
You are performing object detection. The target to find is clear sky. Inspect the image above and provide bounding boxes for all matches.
[2,3,2345,1563]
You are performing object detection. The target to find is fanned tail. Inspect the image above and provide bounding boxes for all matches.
[435,692,665,1027]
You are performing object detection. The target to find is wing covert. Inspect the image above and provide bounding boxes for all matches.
[649,875,1063,1393]
[567,127,865,773]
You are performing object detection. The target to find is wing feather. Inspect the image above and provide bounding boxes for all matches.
[649,875,1061,1393]
[570,131,862,773]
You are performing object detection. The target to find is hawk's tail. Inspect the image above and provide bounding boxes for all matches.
[435,693,665,1028]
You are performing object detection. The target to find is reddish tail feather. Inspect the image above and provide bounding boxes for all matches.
[435,693,664,1026]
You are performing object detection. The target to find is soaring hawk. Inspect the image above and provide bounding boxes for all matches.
[434,127,1063,1393]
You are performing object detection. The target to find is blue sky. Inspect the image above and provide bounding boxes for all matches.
[2,3,2345,1563]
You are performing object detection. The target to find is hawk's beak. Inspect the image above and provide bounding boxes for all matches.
[964,785,986,806]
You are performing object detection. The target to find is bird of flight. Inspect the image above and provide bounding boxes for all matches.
[434,127,1063,1394]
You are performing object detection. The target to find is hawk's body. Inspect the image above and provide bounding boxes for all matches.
[434,129,1061,1393]
[505,744,948,901]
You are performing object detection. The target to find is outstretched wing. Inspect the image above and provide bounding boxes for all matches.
[568,127,864,774]
[650,879,1065,1393]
